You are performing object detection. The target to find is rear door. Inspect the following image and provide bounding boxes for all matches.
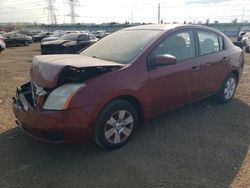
[15,34,24,45]
[197,31,228,95]
[148,30,201,115]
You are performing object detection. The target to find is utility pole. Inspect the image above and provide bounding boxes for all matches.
[66,0,79,24]
[158,3,161,24]
[131,12,134,24]
[241,7,245,23]
[44,0,57,25]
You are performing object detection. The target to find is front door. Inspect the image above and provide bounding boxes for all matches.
[148,30,201,115]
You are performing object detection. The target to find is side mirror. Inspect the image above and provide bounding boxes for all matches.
[154,54,177,66]
[233,42,244,49]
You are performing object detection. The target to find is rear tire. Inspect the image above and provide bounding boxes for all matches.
[215,73,237,103]
[94,100,138,150]
[24,41,29,46]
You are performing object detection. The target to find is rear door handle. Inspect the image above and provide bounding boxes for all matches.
[222,57,229,62]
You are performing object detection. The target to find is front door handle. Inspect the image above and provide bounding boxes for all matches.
[222,57,229,62]
[191,66,200,70]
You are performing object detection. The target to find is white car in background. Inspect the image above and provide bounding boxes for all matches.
[242,32,250,53]
[41,31,80,44]
[0,34,6,53]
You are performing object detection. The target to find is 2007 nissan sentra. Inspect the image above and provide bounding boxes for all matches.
[13,24,244,149]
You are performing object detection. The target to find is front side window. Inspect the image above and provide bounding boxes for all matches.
[78,34,89,41]
[58,34,79,41]
[149,31,196,65]
[198,31,219,55]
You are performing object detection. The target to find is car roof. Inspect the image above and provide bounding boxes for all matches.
[123,24,221,33]
[123,24,182,31]
[124,24,217,31]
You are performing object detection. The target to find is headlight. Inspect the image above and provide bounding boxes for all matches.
[43,83,85,110]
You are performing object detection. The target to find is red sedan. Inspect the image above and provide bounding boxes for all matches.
[13,24,244,149]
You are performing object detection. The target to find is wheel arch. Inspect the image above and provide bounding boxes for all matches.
[230,70,239,83]
[101,95,144,127]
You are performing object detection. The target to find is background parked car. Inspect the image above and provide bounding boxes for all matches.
[92,30,110,39]
[41,31,80,44]
[242,32,250,53]
[4,33,32,47]
[32,32,52,42]
[237,31,246,42]
[41,33,98,54]
[0,34,6,53]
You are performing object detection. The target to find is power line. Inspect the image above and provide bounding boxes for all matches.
[158,3,161,24]
[66,0,79,24]
[44,0,57,24]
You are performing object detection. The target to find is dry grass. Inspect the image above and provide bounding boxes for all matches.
[0,44,40,132]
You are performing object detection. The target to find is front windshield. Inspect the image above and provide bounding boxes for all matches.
[81,29,162,64]
[58,33,79,41]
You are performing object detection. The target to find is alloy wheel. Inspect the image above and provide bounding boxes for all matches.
[104,110,134,144]
[224,77,236,99]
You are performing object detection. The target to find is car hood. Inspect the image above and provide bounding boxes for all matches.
[33,34,44,38]
[42,40,70,46]
[42,37,59,41]
[30,54,124,88]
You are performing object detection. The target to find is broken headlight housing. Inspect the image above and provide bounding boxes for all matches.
[43,83,85,110]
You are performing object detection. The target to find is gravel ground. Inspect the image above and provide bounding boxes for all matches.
[0,43,249,188]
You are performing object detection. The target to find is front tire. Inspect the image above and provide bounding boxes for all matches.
[94,100,138,150]
[24,40,29,46]
[216,73,237,103]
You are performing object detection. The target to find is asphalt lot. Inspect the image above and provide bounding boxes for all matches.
[0,44,250,187]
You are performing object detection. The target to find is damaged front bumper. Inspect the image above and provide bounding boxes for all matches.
[12,82,94,143]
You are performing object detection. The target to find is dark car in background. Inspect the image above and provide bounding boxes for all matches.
[32,32,52,42]
[4,33,32,47]
[242,32,250,53]
[41,33,98,54]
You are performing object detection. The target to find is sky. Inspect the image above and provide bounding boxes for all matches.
[0,0,250,24]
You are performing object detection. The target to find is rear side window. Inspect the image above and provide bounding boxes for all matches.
[198,31,219,55]
[89,35,96,40]
[149,31,196,63]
